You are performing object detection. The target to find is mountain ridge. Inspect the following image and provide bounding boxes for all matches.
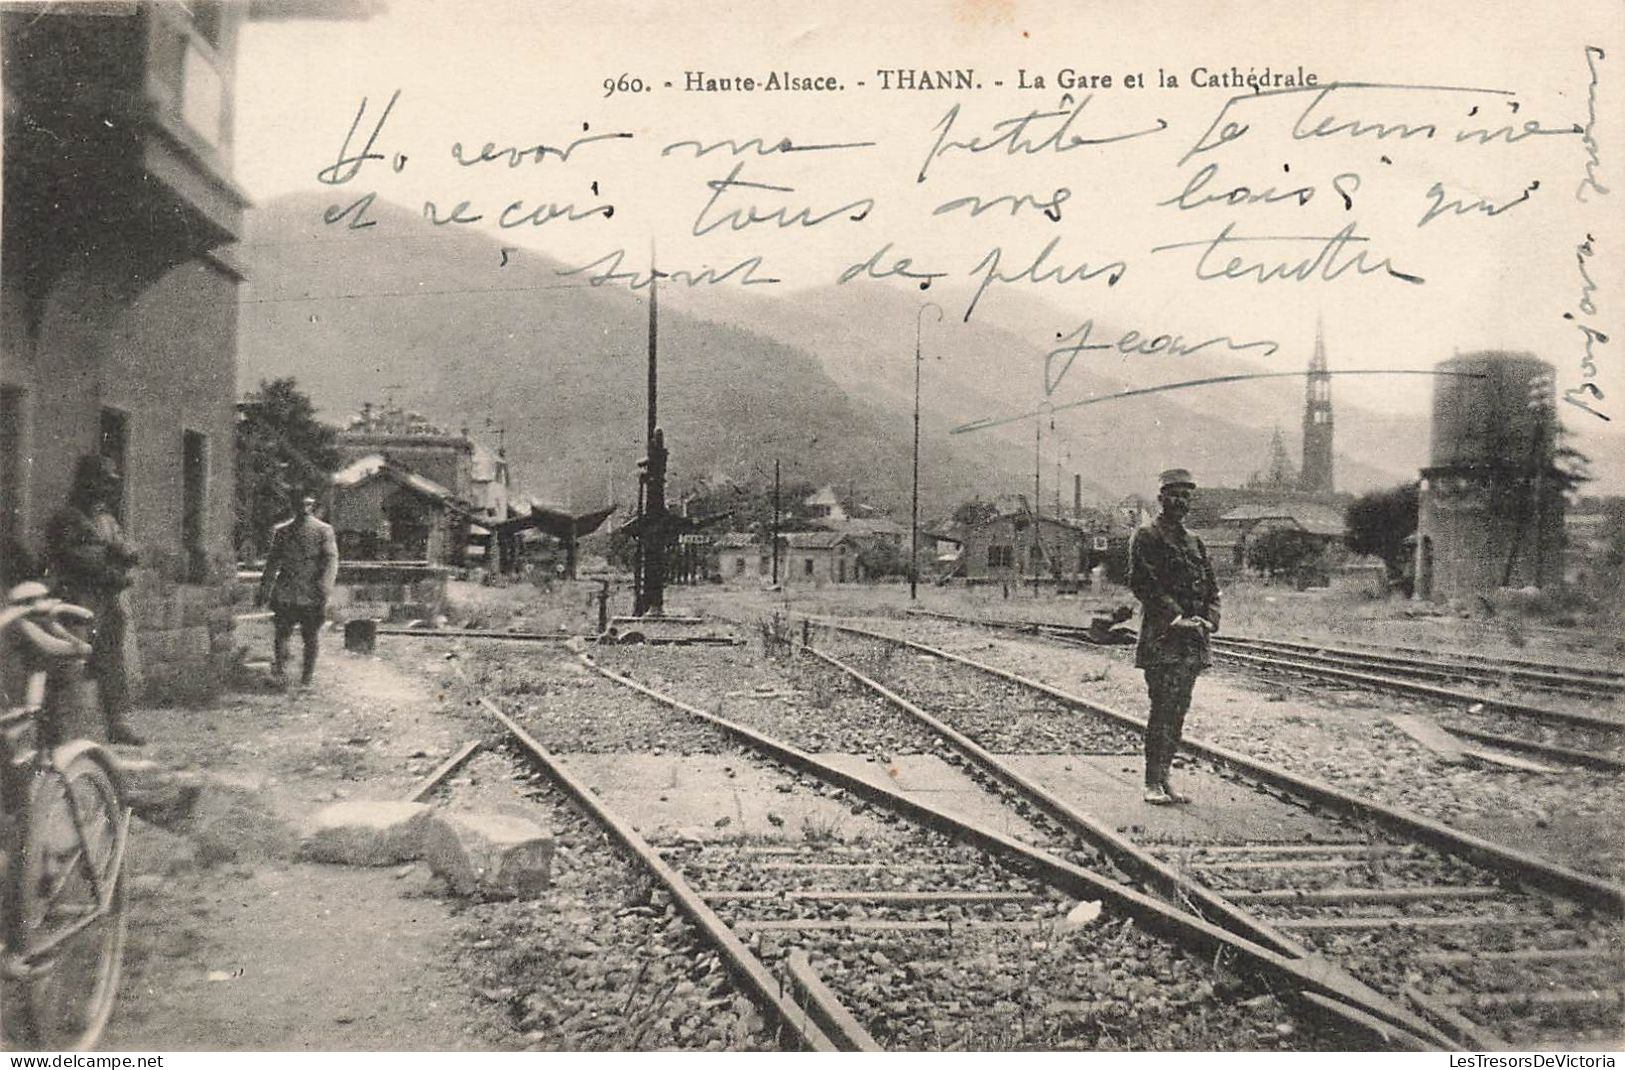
[237,192,1440,525]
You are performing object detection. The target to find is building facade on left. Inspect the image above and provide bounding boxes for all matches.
[1,1,251,699]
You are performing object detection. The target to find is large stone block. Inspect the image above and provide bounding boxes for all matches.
[176,625,211,665]
[303,800,438,865]
[179,589,210,627]
[115,757,205,827]
[136,628,175,668]
[422,811,553,898]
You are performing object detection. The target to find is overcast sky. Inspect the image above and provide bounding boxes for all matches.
[231,0,1625,467]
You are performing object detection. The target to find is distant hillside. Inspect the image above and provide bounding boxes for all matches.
[680,282,1426,498]
[239,195,1621,515]
[236,193,1033,516]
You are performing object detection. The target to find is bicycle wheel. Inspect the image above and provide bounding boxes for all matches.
[15,753,127,1050]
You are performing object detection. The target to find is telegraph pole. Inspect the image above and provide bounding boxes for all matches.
[1034,419,1042,518]
[1054,426,1063,520]
[772,458,781,585]
[632,474,646,613]
[638,254,668,616]
[1032,418,1042,592]
[912,302,942,600]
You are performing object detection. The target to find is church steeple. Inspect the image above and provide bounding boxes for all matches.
[1266,426,1295,486]
[1300,319,1335,494]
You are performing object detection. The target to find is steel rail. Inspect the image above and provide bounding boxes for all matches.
[908,607,1624,686]
[1215,635,1623,695]
[817,618,1625,917]
[402,740,483,803]
[475,696,840,1053]
[1208,645,1625,731]
[783,950,884,1052]
[382,627,741,647]
[1439,724,1625,773]
[1222,634,1625,699]
[796,643,1559,1052]
[579,655,1444,1050]
[799,644,1307,958]
[378,627,576,642]
[1249,634,1625,683]
[905,608,1625,733]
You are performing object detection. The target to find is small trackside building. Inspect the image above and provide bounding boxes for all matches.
[960,511,1095,585]
[780,531,860,586]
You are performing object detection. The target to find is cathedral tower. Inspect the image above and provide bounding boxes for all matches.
[1300,322,1335,494]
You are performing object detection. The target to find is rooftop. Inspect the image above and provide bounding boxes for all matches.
[783,531,853,550]
[1219,503,1345,537]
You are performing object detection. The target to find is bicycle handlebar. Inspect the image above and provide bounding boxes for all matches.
[47,602,95,625]
[1,598,96,660]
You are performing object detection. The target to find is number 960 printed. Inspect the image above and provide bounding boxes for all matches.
[602,74,650,96]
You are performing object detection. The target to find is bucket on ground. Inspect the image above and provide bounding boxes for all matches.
[344,618,378,654]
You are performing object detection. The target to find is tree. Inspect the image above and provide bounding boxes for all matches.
[1344,481,1419,584]
[1246,528,1326,585]
[857,538,907,580]
[682,478,818,534]
[1551,439,1592,496]
[236,378,340,560]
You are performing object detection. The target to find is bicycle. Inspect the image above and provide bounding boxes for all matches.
[0,583,130,1051]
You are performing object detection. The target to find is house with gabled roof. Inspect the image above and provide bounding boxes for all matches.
[330,454,477,564]
[1219,502,1346,581]
[960,508,1096,585]
[781,530,861,586]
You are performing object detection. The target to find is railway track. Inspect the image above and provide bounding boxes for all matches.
[1222,634,1625,699]
[1215,634,1624,700]
[908,607,1622,708]
[904,607,1625,772]
[452,638,1439,1051]
[776,618,1625,1049]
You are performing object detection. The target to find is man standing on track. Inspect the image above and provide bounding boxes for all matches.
[1129,468,1221,805]
[256,489,339,688]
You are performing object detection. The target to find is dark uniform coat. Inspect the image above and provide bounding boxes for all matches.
[259,515,339,608]
[1128,517,1222,668]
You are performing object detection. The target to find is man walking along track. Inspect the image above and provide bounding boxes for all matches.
[256,491,339,687]
[1129,468,1221,805]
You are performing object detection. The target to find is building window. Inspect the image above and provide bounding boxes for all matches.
[98,408,129,523]
[0,387,24,567]
[987,545,1013,568]
[182,430,208,582]
[804,558,814,576]
[185,0,226,48]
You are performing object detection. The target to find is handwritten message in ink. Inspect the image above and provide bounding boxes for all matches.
[301,36,1615,428]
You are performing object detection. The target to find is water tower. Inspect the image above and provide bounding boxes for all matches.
[1413,352,1563,602]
